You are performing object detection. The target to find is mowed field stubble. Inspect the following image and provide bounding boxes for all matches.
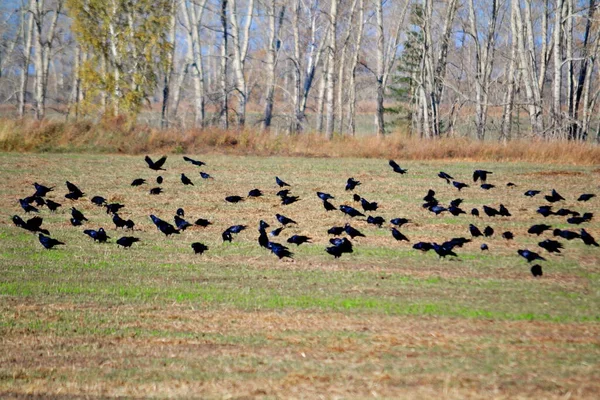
[1,152,599,398]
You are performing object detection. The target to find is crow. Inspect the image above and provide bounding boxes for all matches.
[483,205,499,217]
[481,184,495,190]
[469,224,483,237]
[360,198,378,212]
[524,190,541,197]
[194,218,212,227]
[227,225,247,234]
[555,208,578,217]
[553,229,580,240]
[270,227,284,237]
[83,228,110,243]
[389,160,407,174]
[353,193,361,202]
[483,226,494,237]
[366,216,386,227]
[176,208,185,217]
[12,215,49,235]
[429,205,447,215]
[91,196,106,206]
[112,213,127,229]
[150,215,179,236]
[344,224,365,238]
[499,204,511,217]
[45,199,61,212]
[323,199,337,211]
[200,172,213,179]
[131,178,146,186]
[150,187,163,195]
[531,264,543,277]
[38,233,64,250]
[281,195,300,205]
[258,223,270,248]
[225,195,244,203]
[538,239,563,253]
[545,189,565,203]
[473,170,493,183]
[105,203,125,215]
[287,235,312,246]
[432,242,457,258]
[423,190,436,202]
[413,242,434,252]
[191,242,209,254]
[268,242,293,259]
[445,237,471,249]
[124,219,135,230]
[276,213,297,225]
[70,217,83,226]
[518,249,546,263]
[327,226,345,236]
[248,188,263,197]
[537,206,554,217]
[502,231,514,240]
[326,237,353,258]
[222,230,233,242]
[390,218,410,227]
[24,195,45,207]
[391,228,409,242]
[507,182,516,187]
[450,198,463,208]
[452,181,469,191]
[438,171,454,184]
[577,193,595,202]
[471,208,480,217]
[317,192,334,201]
[480,244,489,251]
[181,173,194,186]
[448,206,466,216]
[580,229,599,246]
[145,155,167,171]
[65,181,85,200]
[33,182,54,197]
[567,213,593,225]
[71,207,88,222]
[275,176,290,187]
[19,198,38,213]
[157,176,163,184]
[340,205,365,218]
[174,216,192,231]
[117,236,140,248]
[183,156,206,166]
[345,178,361,191]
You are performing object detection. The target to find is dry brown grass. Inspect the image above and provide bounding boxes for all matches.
[1,117,600,165]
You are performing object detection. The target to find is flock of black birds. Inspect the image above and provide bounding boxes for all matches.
[11,156,599,277]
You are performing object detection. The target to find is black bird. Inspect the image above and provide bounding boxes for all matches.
[19,198,38,213]
[452,181,469,191]
[390,218,410,227]
[555,208,578,217]
[38,234,64,250]
[117,236,140,248]
[567,213,593,225]
[327,226,345,236]
[105,203,125,215]
[471,208,480,217]
[450,198,463,208]
[518,249,546,263]
[326,237,353,258]
[145,155,167,171]
[275,176,290,187]
[480,244,489,251]
[580,229,599,246]
[183,156,206,166]
[258,224,270,248]
[360,198,378,212]
[577,193,595,202]
[473,170,493,183]
[70,218,83,226]
[91,196,106,206]
[176,208,185,217]
[227,225,247,234]
[345,178,361,191]
[353,193,361,202]
[157,176,163,184]
[24,195,45,206]
[480,184,495,190]
[507,182,516,187]
[483,226,494,237]
[498,204,511,217]
[432,242,457,258]
[222,230,233,242]
[71,207,88,222]
[531,264,543,277]
[317,192,334,201]
[538,239,563,253]
[150,215,179,236]
[553,229,580,240]
[469,224,483,237]
[545,189,565,203]
[248,189,263,197]
[131,178,146,186]
[445,237,471,249]
[124,219,135,230]
[65,181,85,200]
[276,213,297,225]
[366,216,386,227]
[438,171,454,184]
[181,173,194,186]
[174,216,192,231]
[83,228,110,243]
[340,205,365,218]
[389,160,407,174]
[391,228,409,242]
[524,190,541,197]
[281,195,300,205]
[528,224,552,235]
[191,242,209,254]
[323,200,337,211]
[429,205,447,215]
[287,235,312,246]
[194,218,212,227]
[200,172,212,179]
[33,182,54,197]
[150,187,163,195]
[502,231,514,240]
[45,199,61,212]
[448,206,466,216]
[270,227,284,237]
[225,195,244,203]
[276,189,291,198]
[537,206,554,217]
[423,190,436,202]
[483,205,499,217]
[12,215,49,235]
[268,242,294,259]
[344,224,365,239]
[413,242,434,252]
[112,213,127,229]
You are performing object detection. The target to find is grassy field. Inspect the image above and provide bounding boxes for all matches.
[1,153,599,398]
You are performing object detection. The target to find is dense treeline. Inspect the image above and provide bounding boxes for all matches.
[0,0,599,141]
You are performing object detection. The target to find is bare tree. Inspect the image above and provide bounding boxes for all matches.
[263,0,285,129]
[228,0,254,126]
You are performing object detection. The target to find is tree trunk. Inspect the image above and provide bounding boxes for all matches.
[324,0,338,139]
[263,1,285,129]
[219,0,229,129]
[18,0,34,118]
